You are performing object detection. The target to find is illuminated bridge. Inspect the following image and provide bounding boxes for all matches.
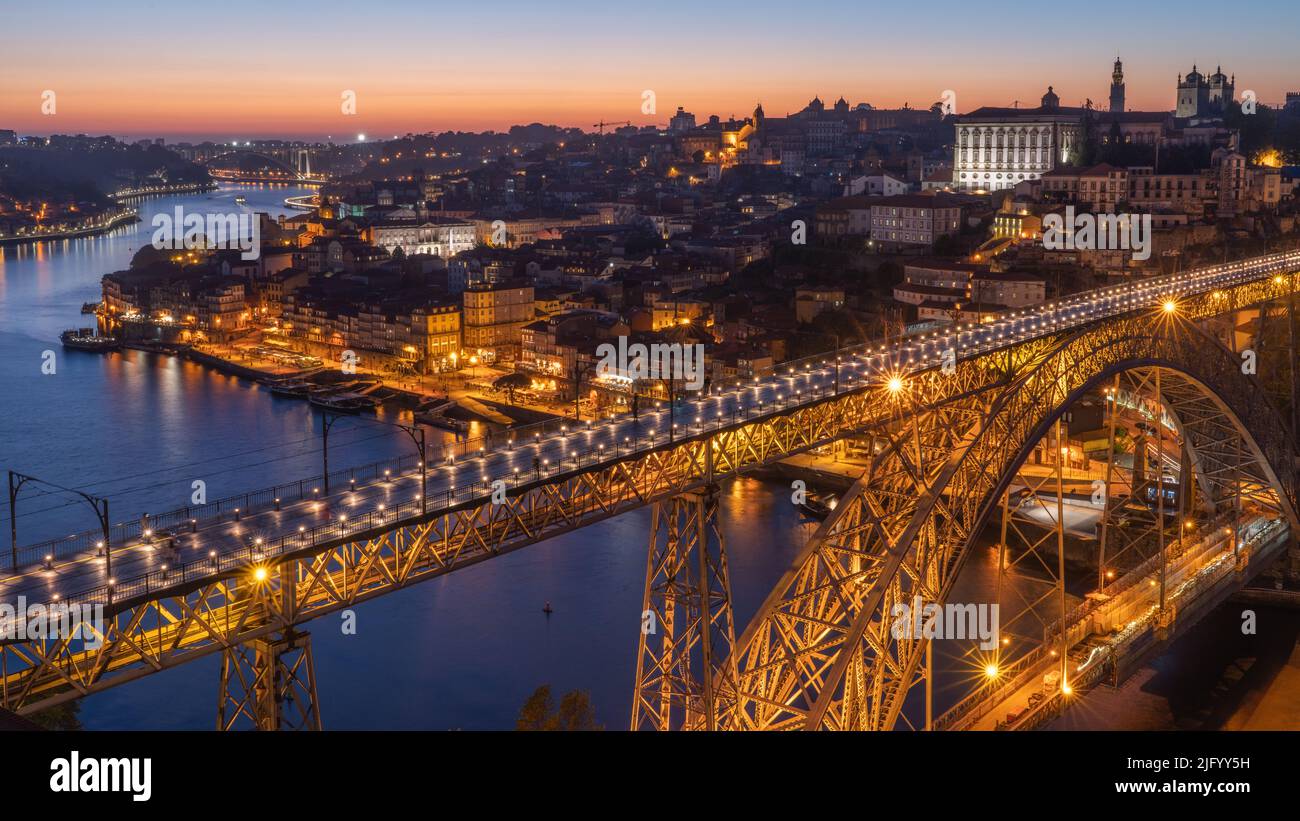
[200,149,327,185]
[2,251,1297,730]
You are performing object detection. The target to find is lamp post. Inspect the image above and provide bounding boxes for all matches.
[573,359,600,423]
[322,411,428,513]
[321,411,345,494]
[396,423,428,514]
[8,471,113,601]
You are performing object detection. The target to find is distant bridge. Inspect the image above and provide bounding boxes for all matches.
[200,149,327,185]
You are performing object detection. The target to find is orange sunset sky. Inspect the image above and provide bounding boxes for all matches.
[2,0,1297,140]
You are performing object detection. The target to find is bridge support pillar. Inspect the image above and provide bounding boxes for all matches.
[217,630,321,731]
[1155,607,1175,640]
[631,485,738,730]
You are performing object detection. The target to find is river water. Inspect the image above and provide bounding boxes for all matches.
[0,184,1292,729]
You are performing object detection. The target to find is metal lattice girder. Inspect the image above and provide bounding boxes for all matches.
[1095,370,1174,572]
[218,630,320,731]
[723,311,1298,731]
[631,485,738,730]
[994,456,1070,644]
[0,343,1012,713]
[2,275,1295,717]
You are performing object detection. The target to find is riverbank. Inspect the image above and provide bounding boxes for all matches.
[0,209,140,246]
[110,181,218,201]
[283,193,318,210]
[127,341,454,416]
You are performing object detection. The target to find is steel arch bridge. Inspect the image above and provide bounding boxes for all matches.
[715,311,1297,732]
[1,255,1297,730]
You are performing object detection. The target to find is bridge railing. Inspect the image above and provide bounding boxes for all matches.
[9,368,851,580]
[931,643,1050,730]
[936,515,1287,730]
[48,466,558,610]
[10,450,425,571]
[13,253,1300,581]
[1038,511,1243,644]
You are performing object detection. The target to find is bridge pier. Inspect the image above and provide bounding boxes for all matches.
[217,630,321,731]
[631,484,738,730]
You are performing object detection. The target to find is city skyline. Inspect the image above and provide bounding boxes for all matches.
[2,0,1298,140]
[3,0,1300,754]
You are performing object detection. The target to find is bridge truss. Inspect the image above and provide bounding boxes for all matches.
[0,273,1296,729]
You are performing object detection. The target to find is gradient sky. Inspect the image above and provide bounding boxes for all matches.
[2,0,1298,141]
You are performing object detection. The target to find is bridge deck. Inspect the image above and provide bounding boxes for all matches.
[5,252,1298,614]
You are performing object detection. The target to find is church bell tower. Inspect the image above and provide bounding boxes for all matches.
[1109,57,1125,113]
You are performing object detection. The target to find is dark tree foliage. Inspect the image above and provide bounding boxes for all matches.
[516,685,603,731]
[28,700,82,731]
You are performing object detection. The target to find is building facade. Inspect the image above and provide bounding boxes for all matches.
[953,88,1083,193]
[462,282,536,361]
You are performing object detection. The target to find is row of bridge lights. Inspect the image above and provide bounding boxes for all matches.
[53,262,1298,604]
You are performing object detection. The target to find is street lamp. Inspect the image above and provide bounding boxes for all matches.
[8,471,113,599]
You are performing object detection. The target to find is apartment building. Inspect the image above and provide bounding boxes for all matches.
[462,281,536,362]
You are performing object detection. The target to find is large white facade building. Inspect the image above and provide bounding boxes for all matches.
[953,88,1083,193]
[368,217,477,258]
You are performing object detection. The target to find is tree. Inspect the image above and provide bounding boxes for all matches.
[29,700,82,730]
[554,690,600,730]
[517,685,554,730]
[495,371,532,405]
[932,233,960,257]
[516,684,603,730]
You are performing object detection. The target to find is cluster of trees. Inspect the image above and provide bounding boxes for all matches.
[0,142,210,201]
[516,685,602,731]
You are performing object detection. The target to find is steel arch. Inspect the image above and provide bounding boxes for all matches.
[723,312,1298,731]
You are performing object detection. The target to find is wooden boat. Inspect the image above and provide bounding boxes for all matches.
[418,413,469,432]
[415,397,455,415]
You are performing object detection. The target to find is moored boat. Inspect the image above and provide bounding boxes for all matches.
[310,392,379,413]
[797,493,838,520]
[420,414,469,432]
[60,329,121,352]
[268,380,313,398]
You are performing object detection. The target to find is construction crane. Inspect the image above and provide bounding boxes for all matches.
[593,120,631,135]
